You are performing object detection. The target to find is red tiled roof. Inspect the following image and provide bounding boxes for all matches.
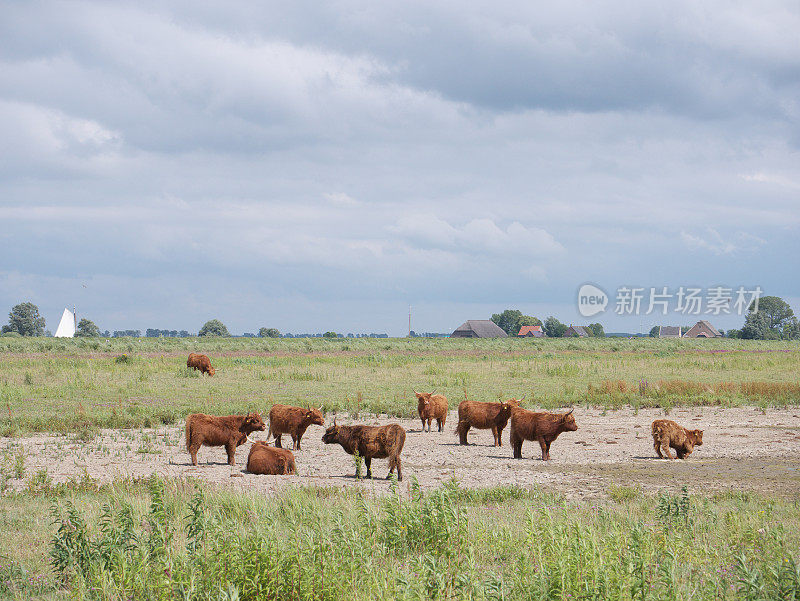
[517,325,543,336]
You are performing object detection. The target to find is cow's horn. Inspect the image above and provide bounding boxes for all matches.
[565,408,574,416]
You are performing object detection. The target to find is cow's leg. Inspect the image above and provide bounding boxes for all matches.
[274,435,282,448]
[395,456,403,481]
[293,433,301,451]
[511,431,523,459]
[458,422,470,445]
[654,439,663,458]
[538,437,548,461]
[225,441,237,465]
[364,457,372,479]
[661,442,674,460]
[189,444,199,466]
[427,418,432,433]
[491,426,499,446]
[437,418,443,432]
[544,440,552,461]
[497,426,504,447]
[421,417,426,432]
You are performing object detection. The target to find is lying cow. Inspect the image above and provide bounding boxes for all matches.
[651,419,703,460]
[187,353,215,376]
[184,412,266,465]
[246,441,296,475]
[415,391,448,432]
[322,421,406,481]
[268,404,324,450]
[456,394,521,446]
[509,408,578,460]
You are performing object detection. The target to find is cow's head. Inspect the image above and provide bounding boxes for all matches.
[244,412,266,432]
[691,429,703,445]
[305,406,325,427]
[322,423,341,444]
[208,366,216,377]
[415,391,432,408]
[561,408,578,431]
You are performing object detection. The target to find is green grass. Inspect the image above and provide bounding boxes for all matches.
[1,477,799,600]
[1,337,798,435]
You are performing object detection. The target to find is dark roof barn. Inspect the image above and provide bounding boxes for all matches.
[451,320,508,338]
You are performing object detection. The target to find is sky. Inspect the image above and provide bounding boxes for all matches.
[1,1,798,336]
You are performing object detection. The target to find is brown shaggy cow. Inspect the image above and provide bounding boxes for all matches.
[651,419,703,460]
[187,353,215,376]
[415,391,448,432]
[268,404,325,450]
[184,412,266,466]
[456,394,521,446]
[246,441,296,475]
[322,422,406,481]
[509,408,578,460]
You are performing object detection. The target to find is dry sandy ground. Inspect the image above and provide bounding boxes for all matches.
[3,407,800,499]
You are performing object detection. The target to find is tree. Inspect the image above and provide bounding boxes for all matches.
[519,315,542,327]
[258,327,281,338]
[543,316,567,338]
[75,318,101,337]
[198,319,230,337]
[322,331,339,338]
[649,326,660,338]
[6,302,46,336]
[726,328,741,338]
[491,309,523,336]
[588,323,605,337]
[741,296,797,340]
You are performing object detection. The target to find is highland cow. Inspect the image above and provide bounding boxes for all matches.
[415,391,448,432]
[187,353,215,376]
[246,441,296,475]
[509,408,578,460]
[268,404,325,450]
[651,419,703,460]
[456,394,521,446]
[322,422,406,480]
[184,412,266,466]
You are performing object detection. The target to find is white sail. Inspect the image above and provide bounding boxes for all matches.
[55,308,76,337]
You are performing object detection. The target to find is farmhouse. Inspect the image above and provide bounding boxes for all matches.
[563,325,591,337]
[683,320,722,338]
[658,326,682,338]
[518,325,545,337]
[451,320,508,338]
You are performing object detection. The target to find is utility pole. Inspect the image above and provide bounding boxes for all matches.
[408,305,412,337]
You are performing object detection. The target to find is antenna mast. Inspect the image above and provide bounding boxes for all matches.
[408,305,412,337]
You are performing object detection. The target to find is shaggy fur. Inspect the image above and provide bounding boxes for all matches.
[509,408,578,460]
[246,441,296,475]
[187,353,215,376]
[268,404,325,450]
[415,391,448,432]
[184,412,266,466]
[652,419,703,459]
[322,423,406,481]
[456,394,521,446]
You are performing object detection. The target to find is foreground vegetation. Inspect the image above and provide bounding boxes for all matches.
[1,337,798,436]
[0,477,798,600]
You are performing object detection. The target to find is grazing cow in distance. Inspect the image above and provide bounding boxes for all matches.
[246,441,296,475]
[456,393,521,446]
[184,412,266,466]
[187,353,215,376]
[415,391,448,432]
[322,422,406,481]
[652,419,703,460]
[268,404,325,450]
[509,408,578,460]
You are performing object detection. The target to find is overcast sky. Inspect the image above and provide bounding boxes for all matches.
[1,1,798,335]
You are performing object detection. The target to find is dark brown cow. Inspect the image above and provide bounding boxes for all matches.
[322,422,406,481]
[246,441,296,475]
[187,353,215,376]
[184,412,266,465]
[509,408,578,460]
[414,391,448,432]
[456,394,521,446]
[652,419,703,459]
[268,404,324,450]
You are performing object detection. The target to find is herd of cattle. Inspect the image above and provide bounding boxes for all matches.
[183,354,705,479]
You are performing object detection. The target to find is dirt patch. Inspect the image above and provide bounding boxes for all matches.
[3,407,799,499]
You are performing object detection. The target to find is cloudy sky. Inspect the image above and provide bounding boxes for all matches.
[1,1,798,335]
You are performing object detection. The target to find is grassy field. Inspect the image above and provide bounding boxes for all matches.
[1,477,799,600]
[1,337,798,436]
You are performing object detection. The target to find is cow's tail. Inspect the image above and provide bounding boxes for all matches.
[185,417,192,450]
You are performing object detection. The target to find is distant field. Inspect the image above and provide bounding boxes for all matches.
[1,337,798,436]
